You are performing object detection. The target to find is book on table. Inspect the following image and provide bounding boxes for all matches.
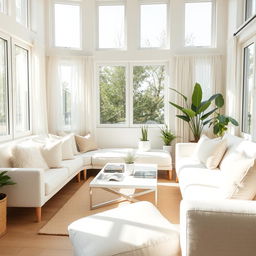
[133,170,156,179]
[104,164,125,173]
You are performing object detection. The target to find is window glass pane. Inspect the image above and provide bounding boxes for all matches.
[0,38,9,136]
[242,43,255,134]
[99,66,126,124]
[15,46,30,132]
[54,4,81,48]
[133,65,165,124]
[185,2,212,47]
[16,0,28,26]
[0,0,7,13]
[246,0,256,20]
[140,4,167,48]
[98,5,125,49]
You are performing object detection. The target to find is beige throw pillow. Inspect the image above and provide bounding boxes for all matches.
[41,141,63,168]
[56,132,79,155]
[194,135,227,169]
[75,134,97,153]
[12,142,49,169]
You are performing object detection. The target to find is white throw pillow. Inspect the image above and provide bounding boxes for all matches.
[194,135,227,169]
[41,141,63,168]
[75,134,97,153]
[12,141,49,169]
[220,150,256,199]
[57,132,79,155]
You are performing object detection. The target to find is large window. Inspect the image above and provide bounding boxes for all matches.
[0,0,7,14]
[54,2,81,48]
[14,45,30,134]
[98,63,166,126]
[0,37,9,136]
[242,43,255,135]
[140,2,168,48]
[185,1,214,47]
[16,0,28,27]
[245,0,256,20]
[98,3,125,49]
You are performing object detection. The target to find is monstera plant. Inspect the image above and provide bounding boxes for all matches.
[169,83,225,142]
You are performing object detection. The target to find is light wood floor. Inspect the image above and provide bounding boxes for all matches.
[0,171,179,256]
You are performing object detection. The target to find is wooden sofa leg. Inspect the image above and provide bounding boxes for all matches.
[83,169,87,180]
[168,170,173,180]
[35,207,41,222]
[176,176,179,183]
[77,172,81,183]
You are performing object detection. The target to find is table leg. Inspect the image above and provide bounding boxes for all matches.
[155,188,158,206]
[89,187,93,210]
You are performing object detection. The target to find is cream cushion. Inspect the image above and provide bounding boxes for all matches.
[61,158,83,176]
[194,135,227,169]
[75,134,97,153]
[41,141,63,168]
[12,142,49,169]
[0,145,12,168]
[68,201,180,256]
[220,149,256,199]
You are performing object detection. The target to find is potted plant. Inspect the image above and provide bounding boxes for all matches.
[138,125,150,151]
[0,171,15,237]
[160,125,177,153]
[169,83,224,142]
[124,151,136,175]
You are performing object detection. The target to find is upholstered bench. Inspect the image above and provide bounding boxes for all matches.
[68,201,180,256]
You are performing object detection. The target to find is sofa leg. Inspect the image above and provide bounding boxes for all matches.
[77,172,81,183]
[83,169,87,180]
[176,176,179,183]
[168,170,173,180]
[35,207,41,222]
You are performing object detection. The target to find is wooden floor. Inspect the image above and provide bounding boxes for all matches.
[0,171,178,256]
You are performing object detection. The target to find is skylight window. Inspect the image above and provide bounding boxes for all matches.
[54,3,81,49]
[185,1,214,47]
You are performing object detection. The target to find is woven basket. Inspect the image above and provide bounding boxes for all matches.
[0,194,7,237]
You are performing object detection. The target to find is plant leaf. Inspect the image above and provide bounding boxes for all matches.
[192,83,202,108]
[213,124,220,135]
[203,118,213,126]
[201,108,218,120]
[169,102,183,111]
[228,117,239,126]
[182,108,196,118]
[198,101,211,114]
[170,88,187,101]
[176,115,190,122]
[215,94,225,108]
[208,93,222,102]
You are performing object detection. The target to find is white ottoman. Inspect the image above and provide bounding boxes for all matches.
[68,201,181,256]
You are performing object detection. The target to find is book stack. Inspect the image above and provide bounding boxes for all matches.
[104,164,125,173]
[133,171,156,179]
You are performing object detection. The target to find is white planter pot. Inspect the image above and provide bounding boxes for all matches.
[163,145,172,153]
[138,141,151,152]
[125,163,134,175]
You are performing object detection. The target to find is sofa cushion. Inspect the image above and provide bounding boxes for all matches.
[75,134,97,153]
[41,141,63,168]
[77,151,97,166]
[44,168,69,196]
[62,158,83,176]
[68,201,180,256]
[176,157,205,177]
[0,144,12,168]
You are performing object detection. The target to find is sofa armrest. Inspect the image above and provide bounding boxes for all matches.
[180,199,256,256]
[0,168,45,207]
[175,143,197,158]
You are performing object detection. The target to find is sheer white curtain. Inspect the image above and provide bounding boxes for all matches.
[47,56,94,135]
[173,55,224,142]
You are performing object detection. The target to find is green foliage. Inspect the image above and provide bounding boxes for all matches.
[0,171,16,188]
[124,151,136,164]
[160,125,177,146]
[141,125,148,141]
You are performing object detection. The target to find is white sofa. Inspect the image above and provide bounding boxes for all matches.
[176,134,256,256]
[0,137,172,222]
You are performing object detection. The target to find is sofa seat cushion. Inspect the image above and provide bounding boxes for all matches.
[44,168,69,196]
[176,157,206,177]
[62,158,83,176]
[68,201,180,256]
[77,150,98,166]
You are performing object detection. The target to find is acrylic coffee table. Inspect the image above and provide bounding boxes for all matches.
[89,163,157,210]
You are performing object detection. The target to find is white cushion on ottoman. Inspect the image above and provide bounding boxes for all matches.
[68,201,180,256]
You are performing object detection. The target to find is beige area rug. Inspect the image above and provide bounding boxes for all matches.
[39,177,182,236]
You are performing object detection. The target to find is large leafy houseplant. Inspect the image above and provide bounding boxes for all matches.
[170,83,224,142]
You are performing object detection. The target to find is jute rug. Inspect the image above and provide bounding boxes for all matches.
[39,177,182,236]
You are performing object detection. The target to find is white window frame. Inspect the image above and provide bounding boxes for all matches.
[138,0,170,50]
[244,0,256,21]
[15,0,30,28]
[96,0,127,51]
[12,39,32,138]
[184,0,216,48]
[51,0,83,50]
[0,32,12,142]
[96,61,168,128]
[0,0,8,14]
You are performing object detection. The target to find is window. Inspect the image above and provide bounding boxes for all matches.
[0,37,9,136]
[245,0,256,20]
[0,0,7,14]
[14,45,30,134]
[140,3,168,48]
[185,1,214,47]
[98,63,167,126]
[16,0,28,27]
[242,43,255,135]
[54,2,81,48]
[98,4,125,49]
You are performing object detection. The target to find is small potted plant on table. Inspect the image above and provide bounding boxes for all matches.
[160,125,177,153]
[138,125,150,151]
[124,151,136,175]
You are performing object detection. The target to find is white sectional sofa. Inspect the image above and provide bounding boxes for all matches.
[0,137,172,222]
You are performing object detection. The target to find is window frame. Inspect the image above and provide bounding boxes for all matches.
[96,61,169,128]
[15,0,30,28]
[96,0,127,51]
[0,0,8,14]
[245,0,256,21]
[138,0,170,50]
[12,39,32,138]
[184,0,216,48]
[51,0,83,50]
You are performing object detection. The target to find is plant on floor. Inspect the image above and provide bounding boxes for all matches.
[160,125,177,146]
[169,83,224,142]
[140,125,148,141]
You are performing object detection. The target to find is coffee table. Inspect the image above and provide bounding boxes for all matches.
[89,163,157,210]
